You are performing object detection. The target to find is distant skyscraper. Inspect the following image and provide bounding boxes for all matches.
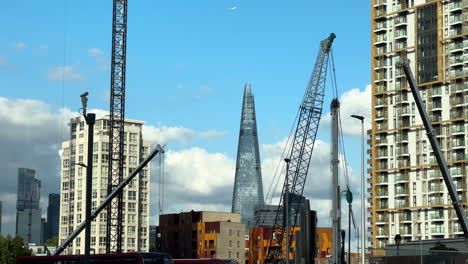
[44,193,60,241]
[232,83,264,227]
[16,168,42,244]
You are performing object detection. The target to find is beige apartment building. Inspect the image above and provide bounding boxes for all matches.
[58,115,151,254]
[370,0,468,251]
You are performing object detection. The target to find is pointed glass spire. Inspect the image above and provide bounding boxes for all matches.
[231,83,264,228]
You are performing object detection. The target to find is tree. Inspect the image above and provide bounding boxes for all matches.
[44,236,59,247]
[0,235,33,264]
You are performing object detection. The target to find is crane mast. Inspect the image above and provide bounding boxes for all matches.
[106,0,128,253]
[267,33,336,263]
[397,60,468,237]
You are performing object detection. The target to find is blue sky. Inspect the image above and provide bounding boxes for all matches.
[0,0,371,243]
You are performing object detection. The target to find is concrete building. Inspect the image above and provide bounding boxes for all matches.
[370,0,468,251]
[16,168,42,244]
[159,211,245,263]
[232,84,264,228]
[58,115,151,254]
[44,193,60,241]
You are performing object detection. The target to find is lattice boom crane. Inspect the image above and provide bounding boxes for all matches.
[267,33,336,264]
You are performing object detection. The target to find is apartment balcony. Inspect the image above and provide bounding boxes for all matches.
[374,35,388,45]
[397,159,410,167]
[396,107,411,116]
[374,0,387,7]
[395,173,410,182]
[449,15,463,26]
[450,167,465,177]
[428,87,443,97]
[395,94,409,104]
[428,170,442,180]
[396,147,410,157]
[395,134,409,143]
[374,22,388,33]
[375,138,388,146]
[428,197,445,206]
[429,113,443,122]
[376,176,389,184]
[376,122,388,131]
[377,202,389,210]
[376,229,389,238]
[374,73,388,83]
[394,16,407,26]
[399,213,412,223]
[375,98,388,108]
[450,153,468,162]
[397,119,411,128]
[428,183,445,194]
[449,55,465,67]
[449,68,468,78]
[449,42,464,53]
[376,214,389,224]
[449,28,463,37]
[394,42,407,51]
[452,224,464,234]
[376,150,389,159]
[376,190,389,198]
[395,200,409,208]
[376,46,388,55]
[450,95,466,106]
[375,7,387,17]
[451,139,465,149]
[376,84,387,93]
[451,82,466,93]
[394,30,408,40]
[395,187,410,197]
[399,226,412,237]
[431,226,445,235]
[450,109,465,119]
[375,111,388,120]
[374,60,388,70]
[430,212,445,221]
[454,181,464,191]
[448,1,463,12]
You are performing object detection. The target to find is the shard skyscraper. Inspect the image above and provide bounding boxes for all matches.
[232,83,264,227]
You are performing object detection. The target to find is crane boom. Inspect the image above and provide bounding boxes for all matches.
[397,60,468,237]
[107,0,128,253]
[267,33,336,263]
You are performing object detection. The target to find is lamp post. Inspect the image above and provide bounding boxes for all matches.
[80,92,95,264]
[351,115,365,264]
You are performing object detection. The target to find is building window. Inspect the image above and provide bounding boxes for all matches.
[93,154,99,164]
[63,159,70,168]
[129,133,138,142]
[127,238,135,248]
[129,144,137,155]
[128,191,136,200]
[128,214,136,224]
[101,154,109,164]
[93,142,98,152]
[129,156,137,166]
[91,237,96,246]
[102,142,110,152]
[128,202,136,212]
[128,226,136,236]
[99,237,106,246]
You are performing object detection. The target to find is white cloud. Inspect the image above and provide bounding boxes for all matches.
[142,125,226,146]
[322,85,371,137]
[87,48,104,56]
[228,6,238,10]
[48,65,84,81]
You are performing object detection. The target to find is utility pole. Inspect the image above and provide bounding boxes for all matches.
[80,92,95,264]
[346,190,353,264]
[284,158,291,264]
[351,114,365,264]
[330,98,341,264]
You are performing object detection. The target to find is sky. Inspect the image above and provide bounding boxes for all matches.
[0,0,372,252]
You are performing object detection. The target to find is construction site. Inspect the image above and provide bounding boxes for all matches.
[2,0,468,264]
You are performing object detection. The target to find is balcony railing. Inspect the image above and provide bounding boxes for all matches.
[395,174,409,181]
[394,30,408,38]
[376,176,389,183]
[429,198,445,205]
[431,226,445,234]
[394,16,407,25]
[429,184,444,192]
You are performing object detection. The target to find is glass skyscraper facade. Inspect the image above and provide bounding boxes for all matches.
[232,84,264,228]
[16,168,42,244]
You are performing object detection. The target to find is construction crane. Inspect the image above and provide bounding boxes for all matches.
[397,60,468,237]
[106,0,129,253]
[267,33,336,264]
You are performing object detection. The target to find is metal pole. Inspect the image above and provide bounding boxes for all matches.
[331,99,341,264]
[84,113,95,264]
[348,204,351,264]
[360,119,365,264]
[284,158,291,264]
[350,114,365,264]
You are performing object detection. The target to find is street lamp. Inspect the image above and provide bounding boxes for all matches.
[80,92,95,264]
[351,114,365,264]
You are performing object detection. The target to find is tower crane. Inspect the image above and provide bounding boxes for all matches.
[266,33,336,264]
[106,0,129,253]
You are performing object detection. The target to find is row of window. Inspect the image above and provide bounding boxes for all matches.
[61,213,148,226]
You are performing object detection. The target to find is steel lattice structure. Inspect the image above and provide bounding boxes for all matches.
[106,0,128,253]
[267,33,335,264]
